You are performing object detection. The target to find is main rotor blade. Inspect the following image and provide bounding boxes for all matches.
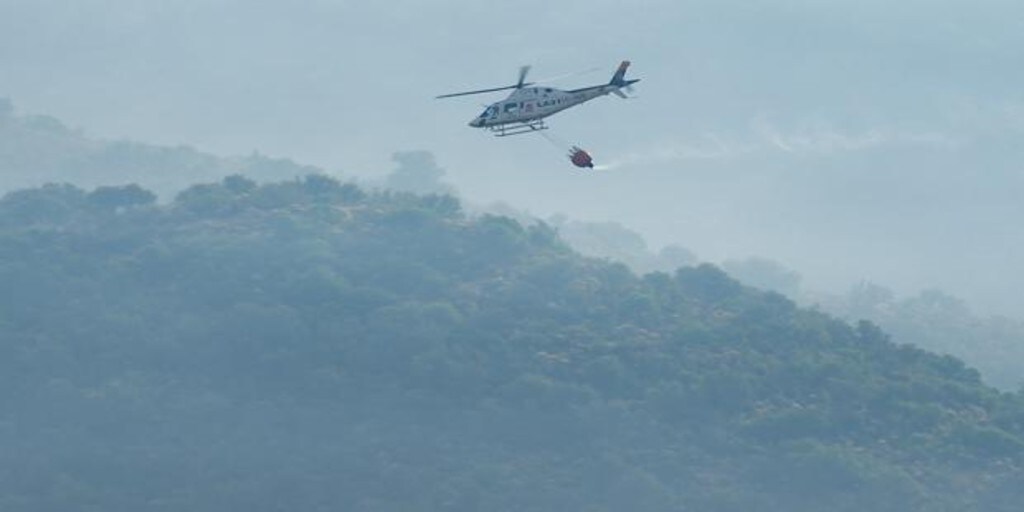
[516,65,531,88]
[436,64,534,99]
[436,85,519,99]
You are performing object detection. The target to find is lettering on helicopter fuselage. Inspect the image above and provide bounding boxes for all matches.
[535,98,568,108]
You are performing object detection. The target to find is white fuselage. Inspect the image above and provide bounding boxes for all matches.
[469,85,619,128]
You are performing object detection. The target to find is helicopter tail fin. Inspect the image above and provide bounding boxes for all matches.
[609,61,640,97]
[609,61,631,86]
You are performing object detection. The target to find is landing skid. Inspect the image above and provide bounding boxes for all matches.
[489,119,548,137]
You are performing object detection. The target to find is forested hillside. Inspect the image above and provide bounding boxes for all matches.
[3,177,1024,511]
[10,99,1018,395]
[816,284,1024,392]
[553,221,1024,394]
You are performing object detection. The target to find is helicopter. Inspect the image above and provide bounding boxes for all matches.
[437,60,640,137]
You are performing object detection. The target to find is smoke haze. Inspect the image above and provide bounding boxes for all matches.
[2,0,1023,314]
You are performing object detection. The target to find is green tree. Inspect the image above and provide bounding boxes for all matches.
[87,184,157,212]
[384,150,454,195]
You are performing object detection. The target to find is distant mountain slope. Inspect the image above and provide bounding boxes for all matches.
[2,177,1023,511]
[812,284,1024,392]
[0,98,318,197]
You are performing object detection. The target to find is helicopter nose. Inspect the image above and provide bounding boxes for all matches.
[469,118,483,128]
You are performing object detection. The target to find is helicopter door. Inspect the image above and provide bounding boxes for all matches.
[503,102,520,119]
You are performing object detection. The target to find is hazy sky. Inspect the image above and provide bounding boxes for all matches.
[2,0,1023,315]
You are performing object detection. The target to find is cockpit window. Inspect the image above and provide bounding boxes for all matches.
[480,106,498,118]
[504,102,519,113]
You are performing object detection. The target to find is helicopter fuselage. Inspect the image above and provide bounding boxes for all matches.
[468,84,621,128]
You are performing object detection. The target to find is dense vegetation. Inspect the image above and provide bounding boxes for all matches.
[565,224,1024,393]
[3,177,1024,511]
[816,283,1024,392]
[11,97,1017,395]
[716,254,1024,393]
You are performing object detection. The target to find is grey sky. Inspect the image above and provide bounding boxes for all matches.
[2,0,1023,314]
